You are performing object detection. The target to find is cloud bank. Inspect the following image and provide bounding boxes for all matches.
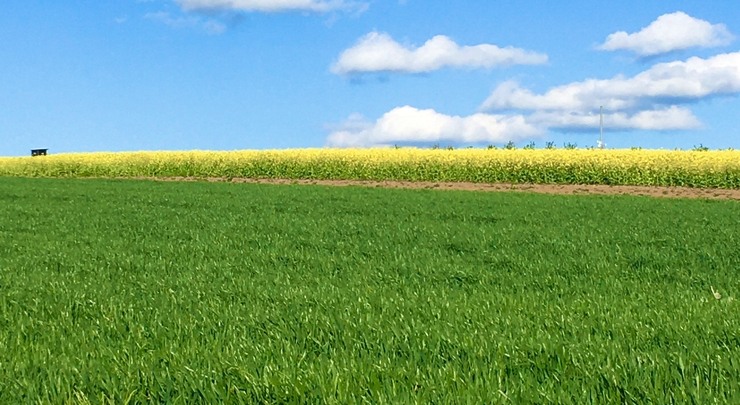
[332,32,548,75]
[477,52,740,133]
[329,52,740,146]
[481,52,740,113]
[528,107,700,132]
[598,11,734,56]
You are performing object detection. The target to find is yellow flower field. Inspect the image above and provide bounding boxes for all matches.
[1,148,738,188]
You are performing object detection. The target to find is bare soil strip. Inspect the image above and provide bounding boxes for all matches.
[136,177,740,200]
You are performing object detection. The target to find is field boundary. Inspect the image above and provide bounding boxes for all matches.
[124,176,740,200]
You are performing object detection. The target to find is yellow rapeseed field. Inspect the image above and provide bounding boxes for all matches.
[0,148,738,188]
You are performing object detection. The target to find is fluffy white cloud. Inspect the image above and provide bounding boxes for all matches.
[481,52,740,113]
[327,106,542,147]
[176,0,356,13]
[599,11,734,56]
[331,32,548,75]
[326,14,738,143]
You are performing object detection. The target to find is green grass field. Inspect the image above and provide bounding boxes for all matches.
[1,177,738,403]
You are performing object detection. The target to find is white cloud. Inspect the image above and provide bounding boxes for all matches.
[326,14,738,144]
[530,106,701,131]
[481,52,740,113]
[145,11,226,34]
[598,11,734,56]
[326,106,541,147]
[331,32,548,75]
[176,0,359,13]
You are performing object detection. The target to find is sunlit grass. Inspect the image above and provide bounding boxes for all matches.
[1,177,738,403]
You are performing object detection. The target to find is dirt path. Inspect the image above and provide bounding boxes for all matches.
[142,177,740,201]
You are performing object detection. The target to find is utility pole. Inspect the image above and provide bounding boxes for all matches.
[599,106,604,149]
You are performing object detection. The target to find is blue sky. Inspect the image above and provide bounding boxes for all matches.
[2,0,740,156]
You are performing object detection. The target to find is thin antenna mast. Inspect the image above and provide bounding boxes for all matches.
[599,106,604,149]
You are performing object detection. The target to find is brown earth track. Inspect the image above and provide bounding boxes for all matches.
[135,176,740,200]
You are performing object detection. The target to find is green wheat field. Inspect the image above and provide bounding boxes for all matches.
[1,177,738,403]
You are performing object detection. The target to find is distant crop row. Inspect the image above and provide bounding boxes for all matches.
[1,148,739,188]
